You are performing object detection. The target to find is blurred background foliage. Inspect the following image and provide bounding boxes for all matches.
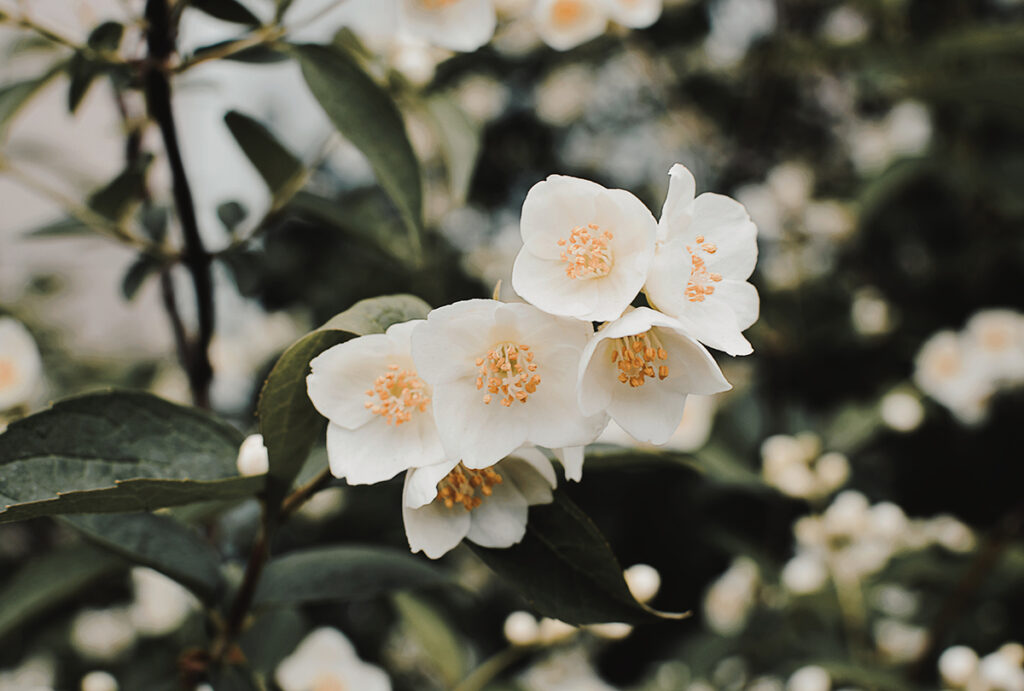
[1,0,1024,689]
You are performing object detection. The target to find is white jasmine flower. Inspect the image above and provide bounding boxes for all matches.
[879,390,924,432]
[766,162,813,214]
[787,665,830,691]
[645,164,760,356]
[605,0,662,29]
[533,0,608,51]
[399,0,497,52]
[81,671,118,691]
[504,611,541,645]
[703,556,759,636]
[235,434,269,477]
[70,608,137,662]
[512,175,657,322]
[402,446,557,558]
[412,300,608,467]
[0,654,55,691]
[596,393,717,453]
[0,317,43,411]
[914,330,992,425]
[275,627,391,691]
[965,309,1024,386]
[624,563,661,603]
[925,515,976,553]
[939,646,979,687]
[308,320,446,485]
[577,308,730,445]
[781,551,828,595]
[128,568,198,637]
[874,619,928,663]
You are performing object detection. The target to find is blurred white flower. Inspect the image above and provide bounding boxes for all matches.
[397,0,497,52]
[781,551,828,595]
[412,300,607,468]
[703,556,759,635]
[512,175,657,322]
[767,162,813,214]
[0,317,43,411]
[537,617,579,644]
[588,621,633,639]
[624,563,661,603]
[235,434,269,476]
[129,567,198,637]
[308,320,446,485]
[597,392,717,452]
[803,200,854,240]
[820,5,869,45]
[786,665,830,691]
[535,64,593,126]
[704,0,776,68]
[849,101,932,174]
[520,648,616,691]
[977,648,1024,691]
[925,515,976,553]
[879,391,924,432]
[453,74,510,123]
[645,164,760,356]
[70,608,137,661]
[761,434,848,499]
[80,671,118,691]
[0,654,55,691]
[605,0,662,29]
[851,289,892,336]
[965,309,1024,386]
[533,0,608,51]
[578,308,730,445]
[504,611,541,645]
[874,618,928,663]
[914,330,993,425]
[402,446,557,558]
[871,583,919,619]
[297,486,347,521]
[748,677,785,691]
[275,627,391,691]
[939,645,980,688]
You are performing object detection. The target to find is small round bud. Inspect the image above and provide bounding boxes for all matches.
[236,434,269,476]
[503,611,539,646]
[624,563,661,603]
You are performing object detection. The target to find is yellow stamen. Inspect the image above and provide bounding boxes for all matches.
[685,235,722,302]
[558,223,613,280]
[436,463,504,511]
[610,330,669,387]
[363,365,430,425]
[418,0,460,9]
[477,342,541,406]
[312,675,347,691]
[550,0,584,26]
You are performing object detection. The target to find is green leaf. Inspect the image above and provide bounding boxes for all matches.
[121,254,163,301]
[287,190,414,265]
[257,294,431,507]
[423,95,481,204]
[87,21,125,51]
[25,217,93,238]
[0,66,63,135]
[0,544,124,640]
[253,545,450,607]
[140,205,169,243]
[393,593,467,686]
[0,390,247,524]
[88,153,153,222]
[220,248,262,296]
[68,512,224,602]
[470,492,685,626]
[67,22,125,113]
[290,43,423,258]
[239,609,308,676]
[224,110,304,198]
[189,0,261,25]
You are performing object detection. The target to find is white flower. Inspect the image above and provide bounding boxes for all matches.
[605,0,661,29]
[964,309,1024,386]
[939,646,979,688]
[0,317,43,411]
[504,611,541,645]
[70,608,136,661]
[128,567,198,637]
[879,390,924,432]
[533,0,608,51]
[624,563,661,603]
[914,330,992,425]
[598,392,717,452]
[874,619,928,663]
[578,308,730,445]
[703,556,759,636]
[275,627,391,691]
[403,446,557,558]
[235,434,269,476]
[781,551,828,594]
[399,0,497,52]
[308,320,446,485]
[512,175,657,322]
[411,300,608,468]
[0,655,55,691]
[645,164,760,356]
[786,665,830,691]
[80,671,118,691]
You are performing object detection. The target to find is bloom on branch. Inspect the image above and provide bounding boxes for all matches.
[276,627,391,691]
[307,320,446,485]
[577,307,730,445]
[412,299,608,468]
[644,164,760,356]
[403,446,557,558]
[0,317,42,412]
[399,0,496,52]
[512,175,657,322]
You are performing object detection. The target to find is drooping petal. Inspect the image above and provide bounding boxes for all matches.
[399,0,496,52]
[432,377,530,468]
[607,384,688,445]
[326,420,439,484]
[465,478,530,548]
[656,328,732,396]
[552,446,585,482]
[675,300,754,356]
[404,459,460,508]
[712,279,760,331]
[503,447,558,502]
[403,483,472,559]
[658,163,696,241]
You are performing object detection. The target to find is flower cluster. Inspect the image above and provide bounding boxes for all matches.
[760,432,849,500]
[938,643,1024,691]
[914,308,1024,425]
[307,164,758,558]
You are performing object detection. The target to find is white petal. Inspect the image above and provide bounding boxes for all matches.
[465,479,529,548]
[403,484,471,559]
[553,446,585,482]
[502,449,557,503]
[399,0,495,52]
[520,175,603,260]
[714,279,760,331]
[658,163,697,241]
[433,377,530,468]
[578,337,617,417]
[405,459,460,508]
[534,0,608,51]
[512,250,604,319]
[689,193,758,281]
[677,300,754,356]
[643,236,692,317]
[607,379,688,444]
[605,0,661,28]
[0,318,42,410]
[524,343,609,448]
[326,420,437,485]
[307,336,397,429]
[412,299,500,385]
[656,327,732,395]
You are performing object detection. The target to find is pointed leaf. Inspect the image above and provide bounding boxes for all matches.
[290,43,423,256]
[122,254,163,300]
[393,593,467,686]
[423,94,481,204]
[253,545,450,607]
[189,0,261,25]
[88,154,153,222]
[257,295,431,508]
[224,110,304,198]
[25,217,93,238]
[0,65,63,134]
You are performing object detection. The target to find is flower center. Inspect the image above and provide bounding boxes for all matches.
[476,342,541,406]
[550,0,585,27]
[932,351,961,378]
[0,359,15,389]
[312,675,347,691]
[980,326,1011,352]
[558,224,613,279]
[437,463,503,511]
[610,331,669,387]
[363,365,430,425]
[417,0,460,9]
[685,235,722,302]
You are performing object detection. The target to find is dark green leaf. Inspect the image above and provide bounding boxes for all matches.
[121,254,162,300]
[210,665,261,691]
[470,492,686,625]
[189,0,261,25]
[253,545,449,607]
[393,593,467,686]
[239,608,308,675]
[67,53,99,113]
[224,110,304,198]
[291,43,423,257]
[25,217,92,238]
[0,544,124,640]
[87,21,125,51]
[140,205,169,243]
[88,153,154,222]
[220,248,262,296]
[68,513,223,602]
[258,294,431,507]
[0,390,246,524]
[217,200,248,233]
[0,65,63,134]
[287,190,414,265]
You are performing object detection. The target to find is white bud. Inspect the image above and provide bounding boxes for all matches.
[815,452,850,492]
[624,563,661,604]
[70,608,136,661]
[880,391,924,432]
[999,643,1024,668]
[0,317,44,411]
[503,611,539,646]
[588,622,633,639]
[129,567,198,636]
[236,434,269,476]
[824,491,870,537]
[536,618,577,645]
[81,670,119,691]
[787,665,831,691]
[781,552,828,595]
[978,651,1024,691]
[938,645,978,687]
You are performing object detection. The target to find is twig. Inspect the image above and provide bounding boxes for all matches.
[175,26,285,73]
[452,644,533,691]
[144,0,215,409]
[279,467,334,519]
